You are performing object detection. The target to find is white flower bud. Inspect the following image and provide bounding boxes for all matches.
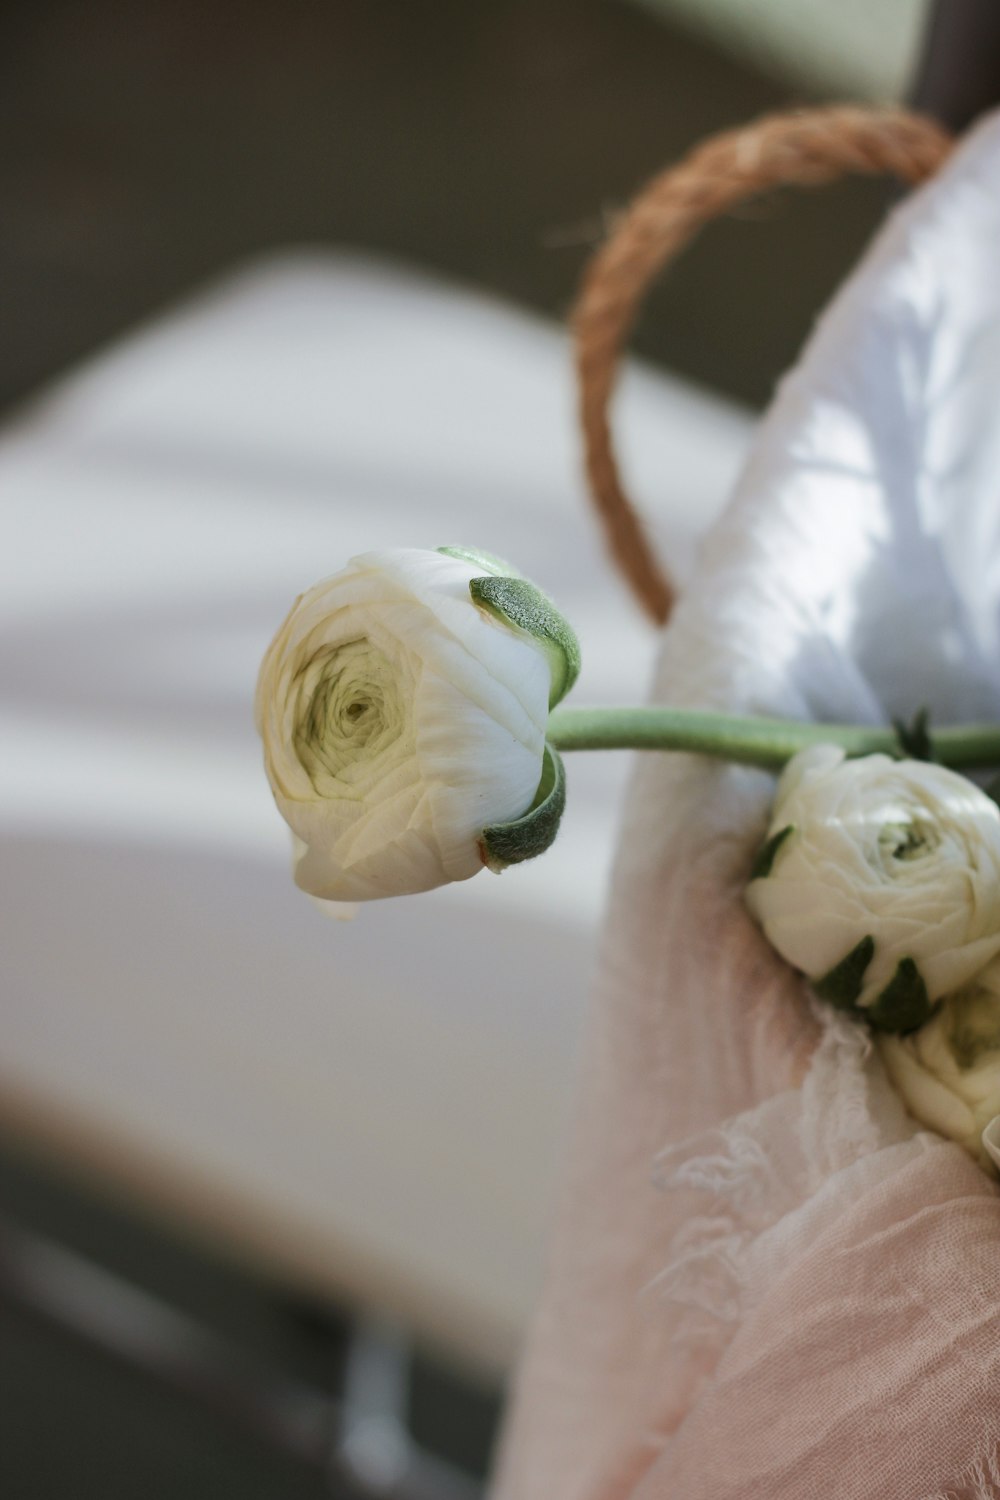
[878,966,1000,1166]
[255,548,571,901]
[746,745,1000,1023]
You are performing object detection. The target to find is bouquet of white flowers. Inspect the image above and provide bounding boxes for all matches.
[255,106,1000,1500]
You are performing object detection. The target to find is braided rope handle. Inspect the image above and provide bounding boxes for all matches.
[573,105,955,626]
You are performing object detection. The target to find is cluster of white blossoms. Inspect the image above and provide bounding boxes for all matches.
[256,547,1000,1168]
[255,547,578,902]
[746,743,1000,1163]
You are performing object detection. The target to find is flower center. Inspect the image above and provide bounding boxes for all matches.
[869,813,941,878]
[880,821,935,860]
[948,992,1000,1070]
[293,637,404,789]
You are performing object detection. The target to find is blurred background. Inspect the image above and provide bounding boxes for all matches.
[0,1,982,1495]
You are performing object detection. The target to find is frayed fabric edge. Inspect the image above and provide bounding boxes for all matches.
[918,1445,1000,1500]
[649,1005,918,1349]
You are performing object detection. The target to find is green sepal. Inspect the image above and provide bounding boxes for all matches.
[479,743,566,873]
[749,824,794,880]
[437,545,519,579]
[813,935,874,1012]
[893,707,933,762]
[813,941,934,1035]
[867,957,934,1034]
[468,574,581,708]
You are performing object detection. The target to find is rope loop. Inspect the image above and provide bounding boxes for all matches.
[573,106,954,626]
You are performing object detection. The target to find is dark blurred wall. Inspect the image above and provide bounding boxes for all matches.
[0,0,901,414]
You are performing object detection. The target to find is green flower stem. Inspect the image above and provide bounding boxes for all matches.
[545,707,1000,770]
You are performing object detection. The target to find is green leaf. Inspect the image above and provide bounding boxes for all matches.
[867,957,934,1034]
[437,545,519,578]
[813,935,875,1011]
[893,707,933,762]
[749,824,794,879]
[479,744,566,872]
[469,575,581,708]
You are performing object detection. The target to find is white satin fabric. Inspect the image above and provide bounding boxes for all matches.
[493,110,1000,1500]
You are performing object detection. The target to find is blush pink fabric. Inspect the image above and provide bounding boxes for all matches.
[492,112,1000,1500]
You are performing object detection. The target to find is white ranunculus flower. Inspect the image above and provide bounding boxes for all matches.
[746,744,1000,1028]
[879,964,1000,1167]
[255,547,577,901]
